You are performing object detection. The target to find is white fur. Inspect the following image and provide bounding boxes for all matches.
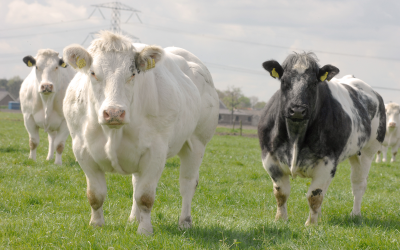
[20,49,75,165]
[63,31,219,235]
[376,103,400,163]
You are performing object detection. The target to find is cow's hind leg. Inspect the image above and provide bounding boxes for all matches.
[349,153,373,217]
[305,160,334,226]
[381,145,388,162]
[262,153,291,221]
[46,131,57,161]
[177,138,205,229]
[23,114,40,160]
[391,145,398,163]
[53,121,69,165]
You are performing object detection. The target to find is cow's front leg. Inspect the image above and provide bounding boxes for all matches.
[85,168,107,227]
[53,121,70,165]
[305,160,334,226]
[262,153,290,221]
[46,131,57,161]
[23,114,40,160]
[131,148,166,235]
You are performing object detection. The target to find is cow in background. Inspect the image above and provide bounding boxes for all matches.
[376,103,400,163]
[62,31,219,235]
[258,52,385,225]
[20,49,75,165]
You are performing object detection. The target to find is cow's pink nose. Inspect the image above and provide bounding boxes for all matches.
[40,83,53,93]
[389,122,396,128]
[103,108,125,125]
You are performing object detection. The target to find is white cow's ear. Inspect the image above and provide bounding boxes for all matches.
[63,44,92,72]
[136,45,164,72]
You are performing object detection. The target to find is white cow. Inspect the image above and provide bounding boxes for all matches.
[376,103,400,163]
[20,49,75,165]
[62,31,219,235]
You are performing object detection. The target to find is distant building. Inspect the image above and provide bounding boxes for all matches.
[218,100,261,126]
[0,89,16,106]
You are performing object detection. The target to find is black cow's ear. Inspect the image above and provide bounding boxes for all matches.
[23,55,36,67]
[262,60,283,80]
[318,65,339,82]
[59,58,68,68]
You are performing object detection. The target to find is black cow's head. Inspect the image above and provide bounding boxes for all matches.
[262,52,339,123]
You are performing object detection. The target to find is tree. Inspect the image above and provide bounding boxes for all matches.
[250,96,259,108]
[7,76,23,99]
[222,86,242,128]
[254,101,267,110]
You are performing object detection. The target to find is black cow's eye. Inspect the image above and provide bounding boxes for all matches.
[132,73,135,77]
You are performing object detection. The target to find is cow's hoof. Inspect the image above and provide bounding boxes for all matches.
[54,160,62,165]
[137,224,153,236]
[305,219,318,226]
[350,211,361,217]
[275,212,288,221]
[89,219,104,227]
[179,216,192,229]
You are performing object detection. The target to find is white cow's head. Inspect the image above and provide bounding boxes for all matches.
[23,49,68,95]
[63,31,163,127]
[385,103,400,131]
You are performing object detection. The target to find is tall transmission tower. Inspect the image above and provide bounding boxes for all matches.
[82,1,142,45]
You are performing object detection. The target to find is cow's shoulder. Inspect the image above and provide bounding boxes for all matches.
[258,90,288,157]
[302,82,353,160]
[63,73,89,123]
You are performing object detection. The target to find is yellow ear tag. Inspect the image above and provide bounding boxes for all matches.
[146,58,155,70]
[61,62,66,68]
[271,68,279,78]
[28,60,32,67]
[320,72,328,81]
[76,56,86,69]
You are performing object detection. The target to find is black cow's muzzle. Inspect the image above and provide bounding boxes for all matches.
[288,106,307,120]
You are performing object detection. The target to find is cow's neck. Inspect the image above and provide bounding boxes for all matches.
[285,118,308,177]
[40,93,56,132]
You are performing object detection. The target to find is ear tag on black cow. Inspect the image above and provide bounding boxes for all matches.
[28,61,33,67]
[271,68,279,78]
[320,72,328,82]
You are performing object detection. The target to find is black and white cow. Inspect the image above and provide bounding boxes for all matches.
[258,52,385,225]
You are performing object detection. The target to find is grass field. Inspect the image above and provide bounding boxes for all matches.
[0,111,399,249]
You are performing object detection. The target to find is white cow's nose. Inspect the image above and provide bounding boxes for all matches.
[389,122,396,128]
[103,108,126,125]
[40,83,53,94]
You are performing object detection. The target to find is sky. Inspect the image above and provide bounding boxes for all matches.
[0,0,399,103]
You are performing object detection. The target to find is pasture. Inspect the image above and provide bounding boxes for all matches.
[0,111,399,249]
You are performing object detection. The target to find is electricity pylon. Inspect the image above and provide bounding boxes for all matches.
[82,2,142,45]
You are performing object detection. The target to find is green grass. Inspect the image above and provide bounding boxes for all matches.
[215,127,257,136]
[0,111,400,249]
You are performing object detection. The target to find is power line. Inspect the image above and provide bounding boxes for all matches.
[0,18,105,32]
[124,22,400,62]
[0,26,109,39]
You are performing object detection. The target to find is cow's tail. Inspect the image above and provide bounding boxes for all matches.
[375,92,386,143]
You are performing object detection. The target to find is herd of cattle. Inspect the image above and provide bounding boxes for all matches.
[16,30,398,235]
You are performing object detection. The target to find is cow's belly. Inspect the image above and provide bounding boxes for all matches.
[33,110,63,131]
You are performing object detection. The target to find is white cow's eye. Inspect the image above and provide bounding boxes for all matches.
[91,72,95,76]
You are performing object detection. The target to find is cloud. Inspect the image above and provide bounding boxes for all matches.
[6,0,87,25]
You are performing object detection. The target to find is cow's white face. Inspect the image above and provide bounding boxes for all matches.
[89,51,136,126]
[385,103,400,130]
[23,50,67,95]
[63,36,163,128]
